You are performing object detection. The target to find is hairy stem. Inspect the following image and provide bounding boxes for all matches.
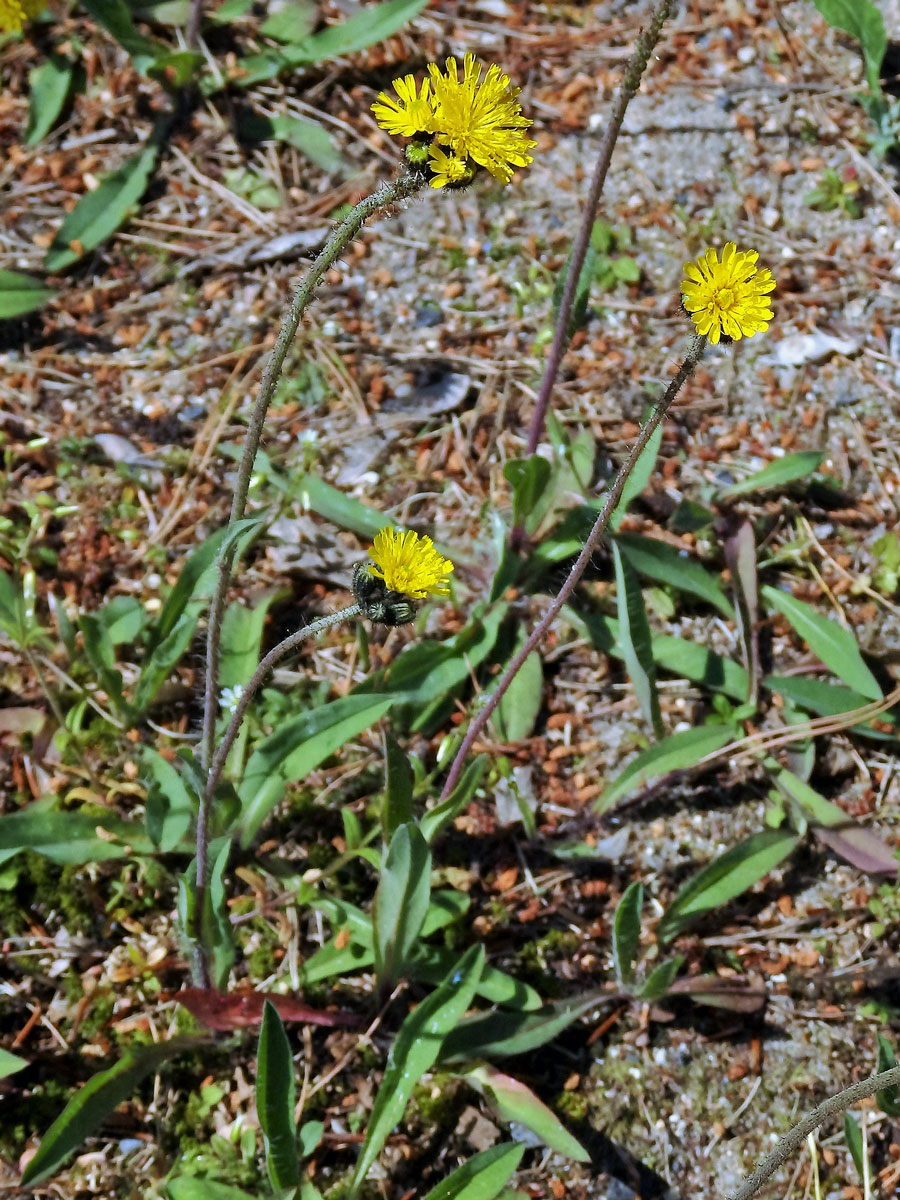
[192,604,362,986]
[524,0,670,459]
[200,170,424,781]
[730,1065,900,1200]
[440,334,705,800]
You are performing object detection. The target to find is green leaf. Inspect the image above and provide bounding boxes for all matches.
[410,948,540,1011]
[422,1144,525,1200]
[268,115,347,173]
[762,585,882,700]
[616,533,734,617]
[373,823,431,990]
[146,517,258,657]
[772,766,897,875]
[612,881,642,988]
[463,1064,589,1162]
[638,955,683,1002]
[45,131,162,271]
[613,542,662,736]
[218,589,285,766]
[421,756,488,844]
[610,420,662,531]
[569,605,750,700]
[765,675,898,739]
[290,0,429,61]
[296,475,402,540]
[133,610,200,715]
[440,993,604,1063]
[258,1002,300,1190]
[239,695,393,844]
[503,457,552,534]
[382,732,414,841]
[493,646,543,742]
[259,0,316,40]
[656,829,799,942]
[78,0,164,70]
[877,1034,900,1117]
[844,1111,865,1179]
[141,746,195,852]
[552,243,596,336]
[0,797,150,863]
[0,1048,28,1078]
[0,269,55,319]
[22,1040,194,1185]
[652,634,749,699]
[169,1180,263,1200]
[351,944,484,1192]
[26,54,75,146]
[725,519,760,708]
[717,450,825,497]
[596,724,733,812]
[811,0,886,92]
[93,595,147,645]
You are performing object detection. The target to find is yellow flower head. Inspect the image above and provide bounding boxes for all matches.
[428,144,474,189]
[681,242,775,345]
[371,74,434,139]
[428,53,536,184]
[366,528,454,599]
[372,54,535,189]
[0,0,42,31]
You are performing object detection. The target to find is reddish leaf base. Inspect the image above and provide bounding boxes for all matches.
[171,988,361,1032]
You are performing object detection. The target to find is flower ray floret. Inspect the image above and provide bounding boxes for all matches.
[371,74,434,138]
[681,242,775,344]
[366,528,454,599]
[0,0,41,31]
[372,52,535,189]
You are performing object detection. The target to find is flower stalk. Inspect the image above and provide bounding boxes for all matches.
[440,333,707,800]
[523,0,671,459]
[200,170,426,780]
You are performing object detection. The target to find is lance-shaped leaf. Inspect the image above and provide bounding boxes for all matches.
[724,519,760,708]
[762,584,882,701]
[595,724,733,812]
[461,1064,589,1162]
[773,766,897,875]
[373,823,431,990]
[22,1040,198,1185]
[422,1143,525,1200]
[351,945,484,1192]
[612,881,643,988]
[613,541,662,736]
[656,828,799,942]
[257,1002,300,1190]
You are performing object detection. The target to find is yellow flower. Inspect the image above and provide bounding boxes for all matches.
[427,144,474,189]
[367,528,454,598]
[428,53,536,184]
[0,0,42,31]
[371,74,434,138]
[681,243,775,345]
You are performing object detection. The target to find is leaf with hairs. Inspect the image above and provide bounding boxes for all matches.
[612,881,643,987]
[596,725,733,812]
[258,1002,300,1189]
[22,1041,197,1185]
[373,823,431,990]
[717,450,825,497]
[613,542,662,736]
[762,585,881,700]
[656,829,799,942]
[422,1144,525,1200]
[351,945,484,1192]
[463,1064,589,1161]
